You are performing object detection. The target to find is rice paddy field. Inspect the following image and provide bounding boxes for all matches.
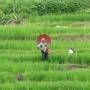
[0,13,90,90]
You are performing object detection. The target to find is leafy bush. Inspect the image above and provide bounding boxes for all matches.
[34,0,90,15]
[0,0,90,24]
[0,13,21,25]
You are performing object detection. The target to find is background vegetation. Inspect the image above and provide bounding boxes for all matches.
[0,0,90,24]
[0,0,90,90]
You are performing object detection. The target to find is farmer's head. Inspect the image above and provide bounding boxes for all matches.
[41,38,45,43]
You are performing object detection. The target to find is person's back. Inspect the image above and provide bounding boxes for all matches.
[37,42,47,52]
[37,38,48,60]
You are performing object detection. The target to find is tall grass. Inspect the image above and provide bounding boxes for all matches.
[0,13,90,90]
[0,24,90,40]
[29,13,90,22]
[0,81,89,90]
[0,69,90,83]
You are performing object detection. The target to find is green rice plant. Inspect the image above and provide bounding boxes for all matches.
[0,11,89,90]
[0,81,89,90]
[29,13,90,23]
[0,69,90,83]
[0,24,90,40]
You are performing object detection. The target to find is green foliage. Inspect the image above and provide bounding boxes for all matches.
[0,2,90,89]
[0,13,21,24]
[0,0,90,24]
[34,0,90,15]
[0,24,89,64]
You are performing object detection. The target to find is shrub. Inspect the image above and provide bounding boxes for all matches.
[0,0,90,24]
[34,0,90,15]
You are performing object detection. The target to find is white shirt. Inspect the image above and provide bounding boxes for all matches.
[68,49,74,55]
[37,42,47,52]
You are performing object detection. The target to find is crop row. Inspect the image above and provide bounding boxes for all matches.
[0,69,90,83]
[0,81,89,90]
[0,25,89,40]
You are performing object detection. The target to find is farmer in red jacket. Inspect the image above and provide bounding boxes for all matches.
[37,38,48,60]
